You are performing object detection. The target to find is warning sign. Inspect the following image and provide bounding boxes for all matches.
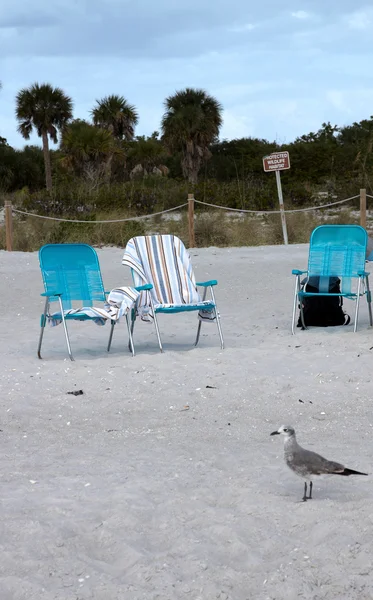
[263,151,290,172]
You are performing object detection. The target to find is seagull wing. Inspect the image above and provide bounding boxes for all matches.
[292,446,346,475]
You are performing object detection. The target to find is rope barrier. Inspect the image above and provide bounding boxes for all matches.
[7,193,361,223]
[11,203,188,223]
[193,195,359,214]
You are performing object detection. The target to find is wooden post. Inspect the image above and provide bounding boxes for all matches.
[360,188,367,230]
[4,200,13,251]
[188,193,196,248]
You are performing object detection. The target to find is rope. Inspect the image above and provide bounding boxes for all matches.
[7,193,361,223]
[193,195,359,214]
[11,203,188,223]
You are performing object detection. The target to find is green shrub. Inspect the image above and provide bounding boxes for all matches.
[0,212,145,252]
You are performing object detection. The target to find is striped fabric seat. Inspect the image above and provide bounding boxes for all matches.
[122,235,224,351]
[122,235,215,321]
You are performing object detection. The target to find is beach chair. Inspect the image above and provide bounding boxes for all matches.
[122,234,224,351]
[38,243,138,360]
[291,225,373,334]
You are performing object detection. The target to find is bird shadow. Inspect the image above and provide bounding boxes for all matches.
[273,483,371,504]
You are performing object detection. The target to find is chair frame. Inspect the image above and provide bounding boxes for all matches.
[123,234,224,352]
[291,225,373,334]
[38,244,135,361]
[128,278,224,353]
[37,292,135,361]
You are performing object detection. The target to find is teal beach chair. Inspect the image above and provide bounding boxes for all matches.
[38,243,136,360]
[291,225,373,334]
[122,234,224,351]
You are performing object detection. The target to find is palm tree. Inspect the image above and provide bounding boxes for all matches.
[128,133,167,174]
[161,88,223,185]
[91,95,138,141]
[15,83,73,190]
[61,119,122,186]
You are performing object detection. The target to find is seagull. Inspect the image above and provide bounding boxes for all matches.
[270,425,368,501]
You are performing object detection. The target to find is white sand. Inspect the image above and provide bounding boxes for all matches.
[1,244,373,600]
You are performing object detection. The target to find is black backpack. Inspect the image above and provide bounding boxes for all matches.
[297,276,350,328]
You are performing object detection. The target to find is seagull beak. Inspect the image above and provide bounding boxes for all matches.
[270,430,280,436]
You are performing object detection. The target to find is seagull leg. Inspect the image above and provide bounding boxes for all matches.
[308,481,313,500]
[302,482,308,502]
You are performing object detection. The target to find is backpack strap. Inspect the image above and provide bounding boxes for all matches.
[318,276,330,293]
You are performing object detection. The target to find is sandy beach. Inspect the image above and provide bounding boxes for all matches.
[1,244,373,600]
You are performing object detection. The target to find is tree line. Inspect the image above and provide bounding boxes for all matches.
[1,82,373,210]
[2,84,221,191]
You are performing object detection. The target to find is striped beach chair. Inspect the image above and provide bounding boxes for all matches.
[38,244,140,360]
[291,225,373,334]
[122,234,224,351]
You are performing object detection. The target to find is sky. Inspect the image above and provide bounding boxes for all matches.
[1,0,373,149]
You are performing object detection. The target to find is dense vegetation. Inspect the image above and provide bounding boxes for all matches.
[0,82,371,249]
[1,82,372,207]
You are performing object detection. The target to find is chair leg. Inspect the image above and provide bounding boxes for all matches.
[37,297,49,359]
[149,297,163,352]
[210,287,224,349]
[126,314,135,356]
[58,297,74,361]
[128,309,136,352]
[299,302,307,330]
[291,276,300,335]
[366,275,373,326]
[195,287,207,347]
[195,320,202,347]
[353,277,362,333]
[107,320,116,352]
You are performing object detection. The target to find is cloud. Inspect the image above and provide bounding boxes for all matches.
[2,0,373,150]
[219,97,324,143]
[325,88,373,118]
[229,23,256,32]
[220,110,255,140]
[291,10,311,20]
[326,90,349,113]
[344,9,373,30]
[0,14,58,28]
[212,82,275,102]
[0,0,259,60]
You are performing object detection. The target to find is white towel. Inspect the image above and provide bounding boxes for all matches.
[48,286,140,327]
[122,235,216,322]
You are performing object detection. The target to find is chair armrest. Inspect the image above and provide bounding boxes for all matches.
[135,284,153,291]
[41,291,63,297]
[292,270,307,276]
[196,280,218,287]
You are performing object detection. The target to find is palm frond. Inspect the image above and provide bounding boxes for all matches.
[15,82,73,142]
[161,87,223,183]
[161,87,223,151]
[17,120,33,140]
[91,94,138,141]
